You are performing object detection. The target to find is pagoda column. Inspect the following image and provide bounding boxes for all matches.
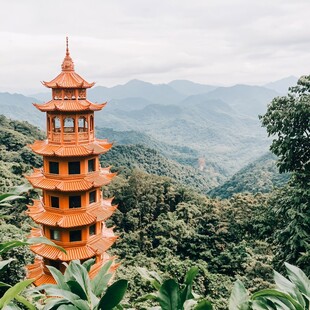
[25,38,118,286]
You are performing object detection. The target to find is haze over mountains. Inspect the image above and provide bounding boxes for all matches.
[0,76,297,186]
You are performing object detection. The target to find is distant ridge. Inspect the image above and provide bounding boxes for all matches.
[264,76,298,95]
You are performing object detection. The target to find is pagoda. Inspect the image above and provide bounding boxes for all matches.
[25,38,118,286]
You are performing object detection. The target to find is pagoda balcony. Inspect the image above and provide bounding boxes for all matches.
[48,130,95,145]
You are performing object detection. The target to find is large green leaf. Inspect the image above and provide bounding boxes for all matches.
[181,266,199,304]
[97,279,128,310]
[46,266,70,290]
[14,295,36,310]
[229,280,250,310]
[157,279,181,310]
[273,270,305,307]
[67,280,88,301]
[44,287,89,310]
[252,289,304,310]
[285,262,310,299]
[0,279,34,309]
[0,195,25,203]
[0,241,29,255]
[91,260,113,297]
[82,258,96,272]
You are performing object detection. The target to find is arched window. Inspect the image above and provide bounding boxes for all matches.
[78,116,88,132]
[52,117,61,132]
[64,117,75,133]
[90,115,94,131]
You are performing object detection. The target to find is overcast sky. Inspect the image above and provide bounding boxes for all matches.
[1,0,310,94]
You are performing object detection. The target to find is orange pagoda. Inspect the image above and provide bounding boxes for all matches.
[25,38,118,285]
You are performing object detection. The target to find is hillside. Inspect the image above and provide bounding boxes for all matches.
[0,115,43,192]
[209,152,290,198]
[100,144,221,192]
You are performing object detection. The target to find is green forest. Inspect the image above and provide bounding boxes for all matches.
[0,76,310,309]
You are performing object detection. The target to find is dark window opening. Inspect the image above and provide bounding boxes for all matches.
[51,196,59,208]
[49,162,59,174]
[50,229,61,241]
[48,260,61,269]
[89,191,96,204]
[70,230,82,242]
[89,224,96,236]
[69,196,81,208]
[90,115,94,131]
[88,159,95,172]
[68,161,80,174]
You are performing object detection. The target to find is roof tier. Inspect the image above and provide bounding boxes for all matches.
[29,226,117,261]
[27,198,117,228]
[30,139,112,157]
[33,99,106,112]
[26,167,116,192]
[26,253,118,286]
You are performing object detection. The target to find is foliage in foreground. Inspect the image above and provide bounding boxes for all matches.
[229,262,310,310]
[35,259,128,310]
[137,266,212,309]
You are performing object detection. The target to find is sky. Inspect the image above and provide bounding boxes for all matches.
[1,0,310,94]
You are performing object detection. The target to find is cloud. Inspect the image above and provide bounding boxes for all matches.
[1,0,310,93]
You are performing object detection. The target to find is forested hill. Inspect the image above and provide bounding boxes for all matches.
[0,115,43,192]
[100,144,220,192]
[209,152,290,198]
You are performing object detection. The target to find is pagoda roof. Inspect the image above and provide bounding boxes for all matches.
[42,37,94,89]
[29,226,117,261]
[25,167,116,192]
[29,139,113,157]
[27,198,117,228]
[33,100,106,112]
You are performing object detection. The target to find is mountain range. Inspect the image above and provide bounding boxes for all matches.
[0,76,298,180]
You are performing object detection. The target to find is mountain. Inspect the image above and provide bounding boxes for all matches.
[168,80,217,96]
[88,79,185,105]
[187,84,279,117]
[264,76,298,95]
[208,152,290,198]
[0,92,45,128]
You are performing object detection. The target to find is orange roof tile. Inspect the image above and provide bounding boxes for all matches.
[33,100,105,112]
[29,139,112,157]
[26,168,115,192]
[27,199,117,227]
[43,71,95,89]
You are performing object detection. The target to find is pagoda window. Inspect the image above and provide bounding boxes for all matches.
[89,190,96,204]
[48,260,61,269]
[90,115,94,131]
[64,117,75,133]
[49,162,59,174]
[69,230,82,242]
[50,229,61,241]
[78,117,88,132]
[88,159,95,172]
[89,224,96,236]
[68,161,80,174]
[64,89,74,100]
[69,195,81,208]
[47,116,51,131]
[51,196,59,208]
[52,117,61,133]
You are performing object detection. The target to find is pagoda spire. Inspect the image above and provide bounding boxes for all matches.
[61,36,75,72]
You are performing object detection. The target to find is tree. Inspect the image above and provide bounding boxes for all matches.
[260,76,310,274]
[259,76,310,174]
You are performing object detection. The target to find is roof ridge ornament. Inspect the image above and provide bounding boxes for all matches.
[61,36,75,72]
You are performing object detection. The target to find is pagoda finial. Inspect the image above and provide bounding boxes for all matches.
[66,36,69,56]
[62,36,75,72]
